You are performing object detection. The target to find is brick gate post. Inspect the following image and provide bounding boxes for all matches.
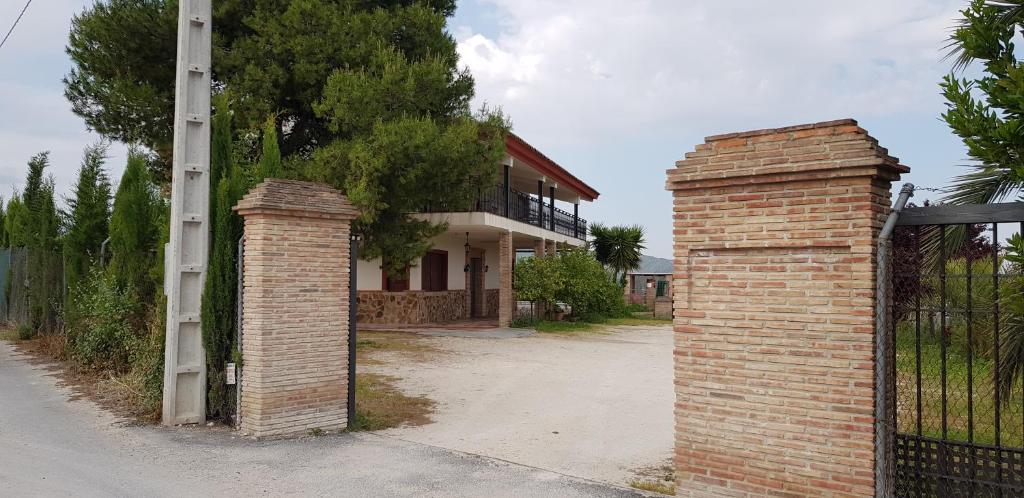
[234,179,358,438]
[665,120,908,496]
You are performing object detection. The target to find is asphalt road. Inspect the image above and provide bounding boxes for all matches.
[0,340,642,497]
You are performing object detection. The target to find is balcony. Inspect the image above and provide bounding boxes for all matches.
[423,185,588,240]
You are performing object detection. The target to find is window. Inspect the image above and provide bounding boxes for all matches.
[382,262,410,292]
[421,250,448,292]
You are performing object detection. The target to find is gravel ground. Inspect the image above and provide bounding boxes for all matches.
[0,340,645,498]
[363,325,675,487]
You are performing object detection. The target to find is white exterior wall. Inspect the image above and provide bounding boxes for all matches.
[356,257,382,291]
[483,242,500,289]
[431,235,468,291]
[355,234,469,291]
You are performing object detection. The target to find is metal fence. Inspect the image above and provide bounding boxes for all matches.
[1,247,63,329]
[425,184,588,240]
[883,200,1024,496]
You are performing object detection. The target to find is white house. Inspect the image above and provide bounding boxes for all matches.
[355,133,600,327]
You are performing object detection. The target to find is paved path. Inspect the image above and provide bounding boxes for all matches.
[365,325,675,486]
[0,341,642,497]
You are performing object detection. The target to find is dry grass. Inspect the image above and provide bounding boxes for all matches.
[350,330,439,431]
[349,373,435,431]
[627,479,675,495]
[629,461,676,495]
[0,326,18,341]
[355,331,441,365]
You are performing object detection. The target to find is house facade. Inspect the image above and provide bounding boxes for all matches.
[625,255,673,318]
[355,133,600,326]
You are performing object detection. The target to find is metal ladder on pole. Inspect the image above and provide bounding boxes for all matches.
[162,0,211,426]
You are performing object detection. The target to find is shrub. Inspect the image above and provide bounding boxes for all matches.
[513,247,629,320]
[513,254,564,311]
[128,319,165,419]
[16,323,35,340]
[509,315,538,329]
[65,268,140,371]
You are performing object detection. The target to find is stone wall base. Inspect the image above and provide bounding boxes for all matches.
[357,290,469,324]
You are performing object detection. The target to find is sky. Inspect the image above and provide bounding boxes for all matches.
[0,0,977,258]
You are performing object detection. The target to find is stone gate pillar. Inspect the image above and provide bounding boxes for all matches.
[234,179,358,438]
[665,120,908,496]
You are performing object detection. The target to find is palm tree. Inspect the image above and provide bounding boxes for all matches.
[589,223,646,284]
[944,0,1024,405]
[942,0,1024,205]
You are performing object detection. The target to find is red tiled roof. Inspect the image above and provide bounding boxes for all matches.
[505,133,600,202]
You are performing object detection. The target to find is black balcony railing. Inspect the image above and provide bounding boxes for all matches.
[423,185,587,240]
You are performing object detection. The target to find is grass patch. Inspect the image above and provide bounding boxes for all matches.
[532,314,671,333]
[604,316,672,326]
[627,479,675,495]
[347,373,434,431]
[534,320,596,334]
[0,326,18,341]
[895,321,1024,446]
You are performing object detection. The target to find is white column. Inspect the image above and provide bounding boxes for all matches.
[162,0,211,426]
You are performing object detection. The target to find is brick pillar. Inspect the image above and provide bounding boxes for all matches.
[665,119,908,497]
[545,240,556,256]
[234,180,358,439]
[498,231,513,327]
[534,239,546,258]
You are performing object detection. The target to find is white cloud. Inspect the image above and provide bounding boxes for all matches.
[456,0,963,143]
[453,0,967,257]
[0,0,127,202]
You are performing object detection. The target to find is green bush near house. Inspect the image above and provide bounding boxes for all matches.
[514,247,629,322]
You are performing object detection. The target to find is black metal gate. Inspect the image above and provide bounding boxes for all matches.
[888,202,1024,496]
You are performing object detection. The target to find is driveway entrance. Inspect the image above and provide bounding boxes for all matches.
[359,324,674,486]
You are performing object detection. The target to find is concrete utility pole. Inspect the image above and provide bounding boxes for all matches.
[162,0,211,426]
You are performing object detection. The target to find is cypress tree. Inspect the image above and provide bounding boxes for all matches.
[63,143,113,292]
[210,94,232,211]
[5,195,28,248]
[108,151,160,301]
[201,166,247,419]
[14,153,62,331]
[254,117,282,182]
[0,196,6,248]
[201,95,249,419]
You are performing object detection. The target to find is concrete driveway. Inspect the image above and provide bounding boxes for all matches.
[362,325,675,487]
[0,340,644,498]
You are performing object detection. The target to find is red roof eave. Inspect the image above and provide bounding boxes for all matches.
[505,133,600,202]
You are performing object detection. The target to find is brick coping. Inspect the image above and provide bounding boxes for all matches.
[704,118,859,142]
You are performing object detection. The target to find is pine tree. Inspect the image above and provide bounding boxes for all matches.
[63,143,113,292]
[67,1,509,273]
[108,151,160,301]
